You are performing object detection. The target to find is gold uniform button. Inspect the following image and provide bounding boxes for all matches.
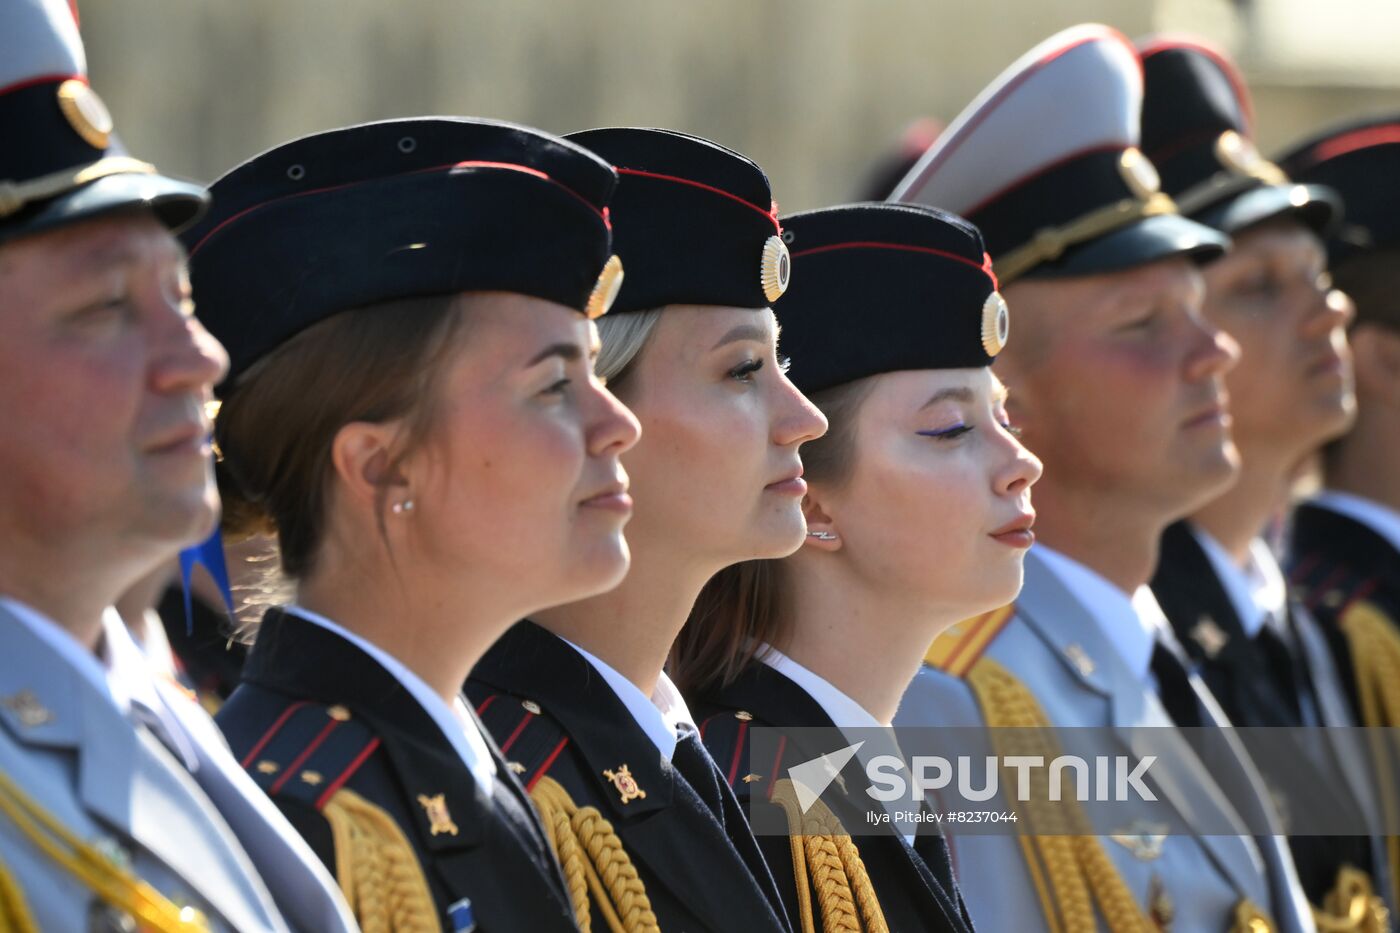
[734,710,753,721]
[327,704,351,721]
[522,700,542,715]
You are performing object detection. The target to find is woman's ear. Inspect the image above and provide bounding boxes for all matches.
[801,491,842,552]
[329,420,410,515]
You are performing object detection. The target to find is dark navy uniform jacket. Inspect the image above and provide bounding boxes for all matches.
[1151,521,1388,911]
[1289,500,1400,719]
[466,619,793,933]
[216,608,579,933]
[690,662,975,933]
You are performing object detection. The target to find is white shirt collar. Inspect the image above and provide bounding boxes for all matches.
[1311,490,1400,554]
[1190,527,1287,638]
[284,605,496,788]
[1034,545,1159,682]
[560,637,696,762]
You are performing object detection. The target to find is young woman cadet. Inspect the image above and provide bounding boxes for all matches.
[190,117,642,933]
[673,202,1041,933]
[466,127,828,933]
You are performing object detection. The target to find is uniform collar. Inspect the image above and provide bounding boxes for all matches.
[560,636,695,762]
[1311,490,1400,555]
[1189,527,1287,638]
[1033,545,1159,682]
[282,604,496,789]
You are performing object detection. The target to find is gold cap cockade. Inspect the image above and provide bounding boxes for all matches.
[760,235,791,303]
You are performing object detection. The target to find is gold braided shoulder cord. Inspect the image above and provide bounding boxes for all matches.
[529,775,660,933]
[769,777,888,933]
[0,768,209,932]
[320,788,440,933]
[965,657,1159,933]
[1341,599,1400,919]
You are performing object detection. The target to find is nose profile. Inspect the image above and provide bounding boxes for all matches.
[150,310,230,396]
[772,373,828,447]
[587,379,642,457]
[1301,287,1355,339]
[1184,313,1241,384]
[995,428,1043,498]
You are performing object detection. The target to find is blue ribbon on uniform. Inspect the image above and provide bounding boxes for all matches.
[178,527,235,634]
[447,898,476,932]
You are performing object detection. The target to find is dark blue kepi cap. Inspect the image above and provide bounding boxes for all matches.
[0,0,207,246]
[564,127,790,313]
[184,118,622,391]
[1279,115,1400,264]
[892,24,1228,285]
[775,203,1007,395]
[1138,36,1339,236]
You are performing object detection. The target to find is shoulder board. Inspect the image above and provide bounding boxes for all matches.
[468,686,570,792]
[697,708,772,793]
[924,604,1016,678]
[1295,558,1374,616]
[236,700,381,811]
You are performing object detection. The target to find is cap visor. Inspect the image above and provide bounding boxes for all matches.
[1199,183,1340,236]
[3,172,210,245]
[1025,212,1230,280]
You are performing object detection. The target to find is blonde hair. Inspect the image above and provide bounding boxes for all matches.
[595,308,665,391]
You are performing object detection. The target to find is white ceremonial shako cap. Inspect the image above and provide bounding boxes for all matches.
[890,23,1228,284]
[0,0,207,245]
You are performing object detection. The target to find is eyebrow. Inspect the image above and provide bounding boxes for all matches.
[919,387,975,409]
[710,322,773,350]
[526,342,584,366]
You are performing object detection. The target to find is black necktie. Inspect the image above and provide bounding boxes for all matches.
[1150,640,1206,728]
[671,730,725,819]
[1253,624,1309,725]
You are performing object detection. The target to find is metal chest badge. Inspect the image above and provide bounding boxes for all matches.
[602,764,646,804]
[417,793,459,836]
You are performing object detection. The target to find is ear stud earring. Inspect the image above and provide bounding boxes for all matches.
[391,499,416,516]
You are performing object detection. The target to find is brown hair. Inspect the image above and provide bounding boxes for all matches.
[669,377,876,696]
[1331,246,1400,334]
[214,293,470,581]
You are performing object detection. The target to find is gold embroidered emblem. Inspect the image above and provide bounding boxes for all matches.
[1063,643,1095,677]
[521,700,542,715]
[418,793,460,836]
[1110,821,1169,861]
[255,760,279,775]
[1190,615,1230,659]
[603,764,647,804]
[1,690,53,728]
[742,773,763,784]
[508,761,526,774]
[300,771,323,786]
[1233,898,1273,933]
[327,705,351,722]
[734,710,753,721]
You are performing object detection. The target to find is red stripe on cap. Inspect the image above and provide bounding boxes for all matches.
[189,160,606,257]
[616,168,780,232]
[790,240,999,287]
[899,26,1138,198]
[239,700,308,769]
[1309,125,1400,164]
[314,736,381,810]
[0,73,85,97]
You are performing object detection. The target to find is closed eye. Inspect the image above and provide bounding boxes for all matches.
[917,424,972,440]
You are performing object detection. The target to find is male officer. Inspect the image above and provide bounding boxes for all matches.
[1280,116,1400,734]
[0,2,356,930]
[1137,38,1393,927]
[891,24,1314,932]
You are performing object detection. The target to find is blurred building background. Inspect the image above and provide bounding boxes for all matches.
[81,0,1400,211]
